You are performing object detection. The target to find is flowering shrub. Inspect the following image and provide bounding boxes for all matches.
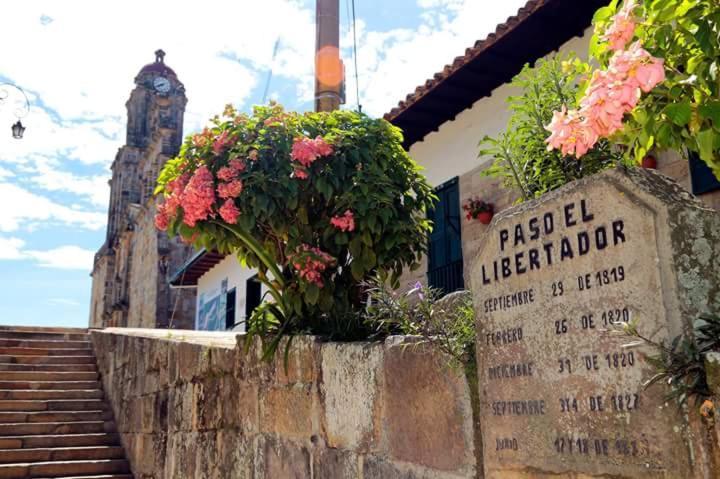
[155,103,435,348]
[547,0,720,181]
[546,1,665,158]
[479,55,623,201]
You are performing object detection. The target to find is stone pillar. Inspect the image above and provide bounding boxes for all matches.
[468,167,720,478]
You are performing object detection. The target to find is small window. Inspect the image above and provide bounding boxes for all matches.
[689,151,720,195]
[246,276,262,320]
[225,288,236,330]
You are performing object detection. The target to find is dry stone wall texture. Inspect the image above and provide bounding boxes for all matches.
[91,330,477,479]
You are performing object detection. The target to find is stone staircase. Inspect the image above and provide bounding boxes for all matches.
[0,326,132,479]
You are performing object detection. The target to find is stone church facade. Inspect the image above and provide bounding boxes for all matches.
[90,50,195,330]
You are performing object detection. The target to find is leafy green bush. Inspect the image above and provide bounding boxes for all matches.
[364,276,475,367]
[479,55,624,201]
[619,313,720,407]
[590,0,720,179]
[155,104,435,353]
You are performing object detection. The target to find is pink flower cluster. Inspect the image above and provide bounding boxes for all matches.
[179,166,216,227]
[290,136,333,179]
[330,210,355,232]
[212,130,234,155]
[289,244,336,288]
[218,199,240,224]
[546,2,664,158]
[602,0,637,51]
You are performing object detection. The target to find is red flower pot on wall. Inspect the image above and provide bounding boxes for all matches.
[477,210,494,225]
[463,197,495,225]
[641,155,657,169]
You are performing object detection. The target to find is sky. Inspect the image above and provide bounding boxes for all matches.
[0,0,527,328]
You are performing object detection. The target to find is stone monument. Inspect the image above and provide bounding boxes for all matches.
[469,167,720,478]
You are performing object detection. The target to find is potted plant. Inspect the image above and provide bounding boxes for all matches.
[463,197,494,224]
[641,155,657,169]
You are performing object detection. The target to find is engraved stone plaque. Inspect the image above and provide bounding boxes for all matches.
[469,168,720,478]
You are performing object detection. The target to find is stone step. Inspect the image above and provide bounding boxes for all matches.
[0,410,111,423]
[0,339,91,350]
[0,363,97,372]
[0,331,89,342]
[0,326,87,335]
[0,355,96,365]
[0,433,121,450]
[0,390,104,401]
[0,347,94,357]
[0,381,101,391]
[0,445,125,464]
[0,400,108,412]
[0,458,130,478]
[0,371,98,382]
[0,421,116,436]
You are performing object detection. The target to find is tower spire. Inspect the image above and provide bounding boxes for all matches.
[154,49,166,63]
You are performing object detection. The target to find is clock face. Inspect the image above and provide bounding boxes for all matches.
[153,76,171,93]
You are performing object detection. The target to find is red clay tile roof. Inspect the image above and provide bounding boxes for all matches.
[384,0,608,148]
[384,0,545,122]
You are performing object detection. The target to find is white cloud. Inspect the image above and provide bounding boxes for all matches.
[0,235,94,270]
[0,236,25,259]
[0,182,105,232]
[25,245,95,271]
[342,0,529,116]
[26,160,109,207]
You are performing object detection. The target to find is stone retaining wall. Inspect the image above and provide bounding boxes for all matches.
[91,328,478,479]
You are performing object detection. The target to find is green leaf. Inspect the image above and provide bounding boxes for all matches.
[306,284,319,305]
[699,101,720,127]
[664,102,692,127]
[696,128,716,163]
[693,20,713,56]
[350,259,365,280]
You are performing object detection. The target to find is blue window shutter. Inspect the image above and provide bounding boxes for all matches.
[689,151,720,195]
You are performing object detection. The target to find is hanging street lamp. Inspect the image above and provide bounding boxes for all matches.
[11,120,25,139]
[0,83,30,139]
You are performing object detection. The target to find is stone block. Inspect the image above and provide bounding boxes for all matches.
[363,456,467,479]
[168,383,193,433]
[383,344,474,473]
[165,431,198,478]
[132,433,166,476]
[176,342,211,383]
[313,447,358,479]
[320,342,383,451]
[706,352,720,396]
[211,430,254,479]
[254,435,311,479]
[259,385,314,439]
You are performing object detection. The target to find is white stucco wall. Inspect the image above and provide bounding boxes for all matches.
[409,29,593,187]
[196,255,261,333]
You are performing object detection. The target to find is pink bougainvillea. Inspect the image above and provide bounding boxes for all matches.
[290,136,333,168]
[545,3,664,158]
[218,199,240,224]
[330,210,355,232]
[229,158,246,172]
[217,166,237,182]
[602,0,637,51]
[293,167,309,180]
[217,179,243,199]
[289,244,336,287]
[212,130,234,155]
[180,165,216,227]
[154,174,188,231]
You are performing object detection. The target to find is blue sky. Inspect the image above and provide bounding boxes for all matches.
[0,0,527,328]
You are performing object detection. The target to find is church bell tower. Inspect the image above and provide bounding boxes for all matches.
[90,50,194,330]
